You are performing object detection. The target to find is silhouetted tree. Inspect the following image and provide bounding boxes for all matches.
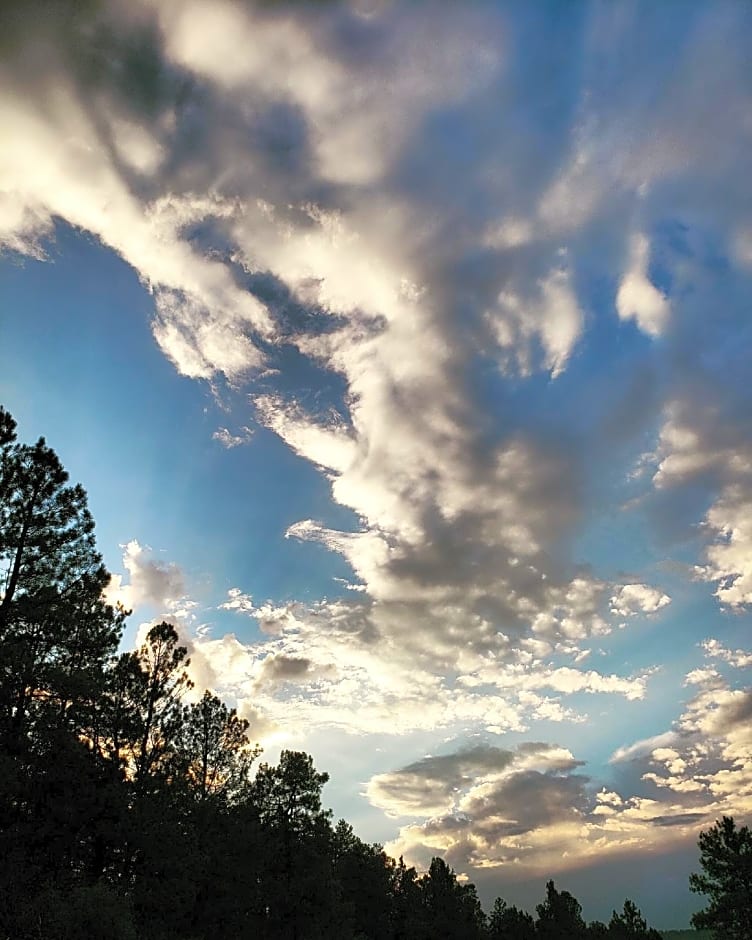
[129,621,193,792]
[488,896,537,939]
[608,898,662,939]
[171,689,259,807]
[17,883,137,940]
[690,815,752,939]
[389,855,424,939]
[114,624,199,936]
[418,856,486,939]
[0,410,123,753]
[331,819,394,938]
[0,409,129,938]
[588,921,610,938]
[164,692,262,936]
[252,749,331,832]
[251,750,336,938]
[536,880,587,939]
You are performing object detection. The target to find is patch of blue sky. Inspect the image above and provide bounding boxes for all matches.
[0,225,355,637]
[0,224,189,565]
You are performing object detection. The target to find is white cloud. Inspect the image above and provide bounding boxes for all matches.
[374,741,689,878]
[106,540,185,614]
[152,0,501,186]
[109,116,166,176]
[488,267,583,378]
[0,68,272,382]
[733,228,752,268]
[609,583,671,618]
[220,587,256,614]
[650,402,734,489]
[255,395,355,474]
[612,672,752,808]
[684,666,721,687]
[367,743,581,818]
[648,400,752,610]
[482,216,534,251]
[209,582,652,743]
[609,731,680,765]
[698,485,752,607]
[0,192,53,259]
[212,426,254,448]
[701,637,752,669]
[616,233,670,337]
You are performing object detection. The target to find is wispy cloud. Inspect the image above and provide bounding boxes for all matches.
[212,426,254,448]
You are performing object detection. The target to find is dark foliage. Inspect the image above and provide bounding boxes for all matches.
[488,897,536,938]
[536,880,587,939]
[607,899,662,939]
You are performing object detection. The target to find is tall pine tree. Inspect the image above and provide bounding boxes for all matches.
[0,407,130,937]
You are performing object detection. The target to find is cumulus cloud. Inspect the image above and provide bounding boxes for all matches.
[106,540,186,613]
[650,399,752,496]
[220,587,256,615]
[373,739,659,877]
[684,666,721,687]
[211,580,653,741]
[609,583,671,618]
[611,653,752,814]
[0,192,53,259]
[0,56,272,379]
[702,637,752,669]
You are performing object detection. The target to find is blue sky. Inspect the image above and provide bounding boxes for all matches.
[2,0,752,926]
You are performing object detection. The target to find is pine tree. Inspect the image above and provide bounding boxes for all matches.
[536,880,587,939]
[690,816,752,939]
[0,408,130,936]
[171,689,260,807]
[0,411,124,752]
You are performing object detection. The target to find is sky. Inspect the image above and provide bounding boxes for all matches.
[1,0,751,927]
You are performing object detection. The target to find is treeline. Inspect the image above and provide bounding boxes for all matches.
[0,406,664,939]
